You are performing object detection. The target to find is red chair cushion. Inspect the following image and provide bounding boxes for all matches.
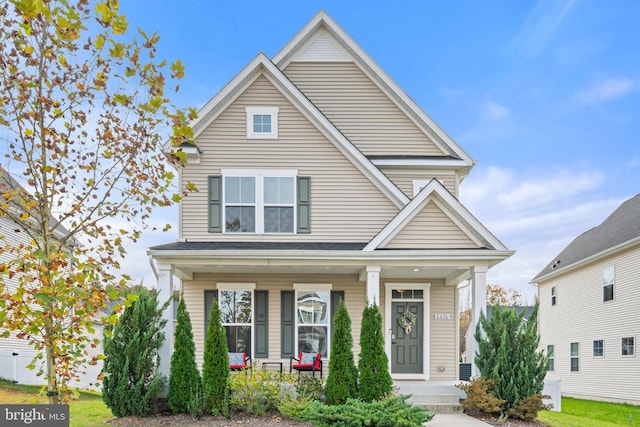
[292,352,321,369]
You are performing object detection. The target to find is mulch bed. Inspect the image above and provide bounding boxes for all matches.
[107,411,312,427]
[465,410,548,426]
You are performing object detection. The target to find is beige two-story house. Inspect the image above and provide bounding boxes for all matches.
[532,194,640,404]
[149,11,513,382]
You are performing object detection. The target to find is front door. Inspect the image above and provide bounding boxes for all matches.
[391,301,423,373]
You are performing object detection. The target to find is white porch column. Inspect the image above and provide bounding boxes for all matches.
[469,265,487,377]
[156,262,174,396]
[366,265,381,306]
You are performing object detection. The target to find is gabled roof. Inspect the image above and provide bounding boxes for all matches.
[272,10,475,172]
[184,52,409,209]
[364,179,510,252]
[532,193,640,283]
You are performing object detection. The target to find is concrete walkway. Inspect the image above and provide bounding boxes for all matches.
[427,412,492,426]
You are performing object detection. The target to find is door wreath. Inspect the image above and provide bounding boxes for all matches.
[398,311,417,334]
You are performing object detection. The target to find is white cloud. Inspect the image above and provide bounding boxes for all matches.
[485,101,510,120]
[577,77,634,104]
[460,166,624,300]
[511,0,579,58]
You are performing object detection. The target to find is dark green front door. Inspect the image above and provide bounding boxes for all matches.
[391,301,423,374]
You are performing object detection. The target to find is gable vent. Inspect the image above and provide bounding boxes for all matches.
[291,29,351,62]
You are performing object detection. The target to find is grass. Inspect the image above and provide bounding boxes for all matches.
[0,379,114,427]
[538,397,640,426]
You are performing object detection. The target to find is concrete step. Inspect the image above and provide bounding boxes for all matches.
[406,393,463,413]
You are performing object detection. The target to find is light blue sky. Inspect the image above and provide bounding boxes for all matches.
[119,0,639,300]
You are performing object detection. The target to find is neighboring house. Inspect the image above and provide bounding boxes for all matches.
[148,11,513,382]
[0,167,103,389]
[532,194,640,405]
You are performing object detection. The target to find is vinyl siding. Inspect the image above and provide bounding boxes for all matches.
[180,75,398,241]
[538,244,640,405]
[283,62,445,157]
[382,201,479,249]
[429,283,457,379]
[0,216,37,352]
[383,171,458,198]
[183,273,366,370]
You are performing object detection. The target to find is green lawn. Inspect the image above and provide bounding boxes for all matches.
[538,397,640,426]
[0,379,114,427]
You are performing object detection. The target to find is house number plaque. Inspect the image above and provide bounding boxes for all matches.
[434,314,451,320]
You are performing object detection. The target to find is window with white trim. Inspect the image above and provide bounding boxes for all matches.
[246,107,279,139]
[570,342,579,372]
[294,284,331,358]
[223,170,295,234]
[603,265,614,302]
[218,284,255,355]
[593,339,604,357]
[622,337,635,356]
[547,344,554,371]
[551,286,557,306]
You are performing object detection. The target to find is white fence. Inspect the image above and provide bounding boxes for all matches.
[0,349,103,390]
[542,379,562,412]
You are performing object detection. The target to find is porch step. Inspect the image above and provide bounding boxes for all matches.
[406,393,463,413]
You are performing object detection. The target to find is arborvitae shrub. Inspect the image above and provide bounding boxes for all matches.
[474,302,549,419]
[324,299,358,405]
[201,301,230,415]
[102,287,167,417]
[358,302,393,402]
[168,295,202,414]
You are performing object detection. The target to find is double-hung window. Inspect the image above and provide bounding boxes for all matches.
[593,339,604,357]
[622,337,635,356]
[570,342,579,372]
[551,286,557,306]
[218,284,255,355]
[294,284,331,358]
[547,345,555,371]
[603,266,614,302]
[223,170,295,234]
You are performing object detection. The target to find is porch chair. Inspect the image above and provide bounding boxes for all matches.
[289,352,323,378]
[229,352,251,373]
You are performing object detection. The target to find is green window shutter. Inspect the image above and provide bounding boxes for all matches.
[208,176,222,232]
[281,290,295,358]
[254,290,269,358]
[204,290,218,335]
[330,291,345,329]
[297,176,311,234]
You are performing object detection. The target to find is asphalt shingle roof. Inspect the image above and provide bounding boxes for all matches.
[532,193,640,282]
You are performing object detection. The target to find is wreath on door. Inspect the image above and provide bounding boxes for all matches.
[398,311,417,334]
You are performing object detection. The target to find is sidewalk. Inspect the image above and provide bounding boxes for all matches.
[428,412,492,426]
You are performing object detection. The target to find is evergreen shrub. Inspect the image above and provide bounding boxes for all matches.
[324,299,358,405]
[168,296,202,414]
[358,302,393,402]
[102,287,167,417]
[202,301,230,415]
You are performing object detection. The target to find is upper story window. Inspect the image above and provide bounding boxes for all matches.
[622,337,635,356]
[222,169,295,234]
[551,286,557,306]
[246,107,279,139]
[593,339,604,357]
[603,265,614,302]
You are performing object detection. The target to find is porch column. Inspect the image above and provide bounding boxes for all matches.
[366,265,381,306]
[156,262,174,396]
[469,265,487,377]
